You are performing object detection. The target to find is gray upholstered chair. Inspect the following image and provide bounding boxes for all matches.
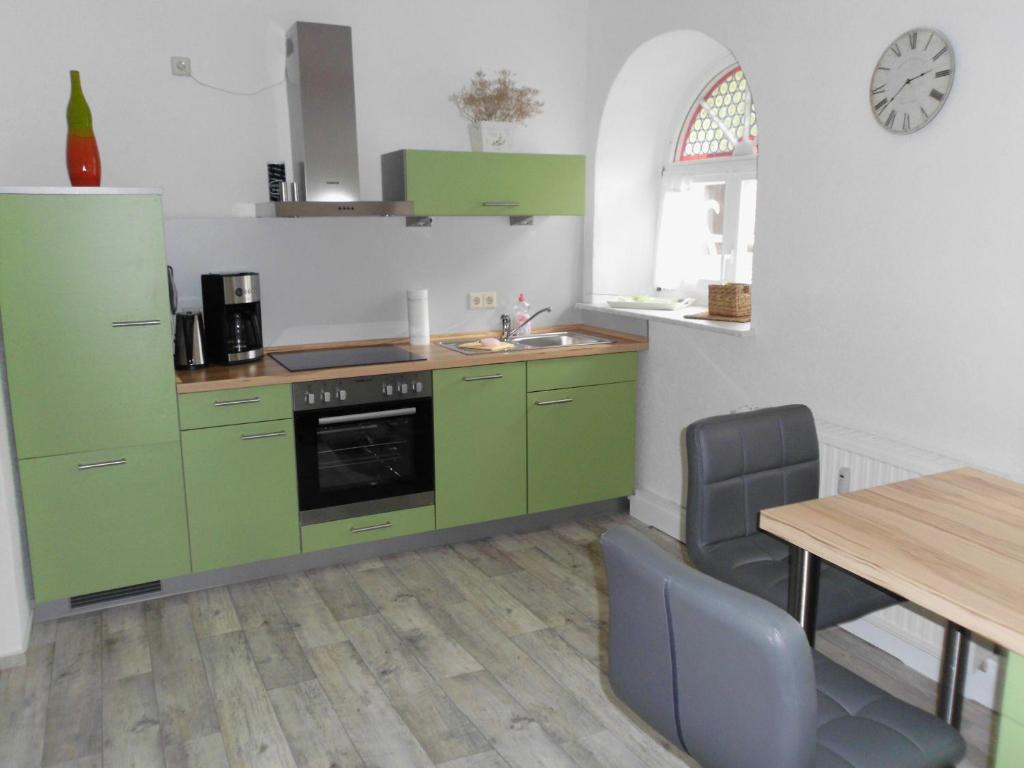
[686,404,899,629]
[601,526,965,768]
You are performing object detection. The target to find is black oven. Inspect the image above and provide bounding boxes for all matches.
[292,372,434,525]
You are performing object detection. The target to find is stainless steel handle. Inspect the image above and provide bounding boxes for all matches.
[318,407,416,426]
[214,397,261,407]
[77,458,127,470]
[111,320,161,327]
[482,201,520,207]
[241,431,287,441]
[535,398,574,406]
[351,522,392,534]
[463,374,504,382]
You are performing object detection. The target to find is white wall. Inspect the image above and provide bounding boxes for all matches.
[0,0,588,656]
[585,0,1024,518]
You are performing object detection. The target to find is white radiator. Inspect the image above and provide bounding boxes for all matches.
[816,420,1000,707]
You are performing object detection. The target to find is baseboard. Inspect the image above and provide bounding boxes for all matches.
[630,488,686,541]
[842,613,1001,709]
[33,498,628,623]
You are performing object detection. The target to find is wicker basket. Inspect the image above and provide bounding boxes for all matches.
[708,283,751,318]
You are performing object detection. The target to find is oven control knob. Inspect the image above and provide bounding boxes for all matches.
[335,388,347,401]
[399,382,409,394]
[413,381,424,393]
[304,390,316,405]
[384,384,395,396]
[322,390,332,403]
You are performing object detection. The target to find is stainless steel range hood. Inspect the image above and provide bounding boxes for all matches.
[255,22,412,218]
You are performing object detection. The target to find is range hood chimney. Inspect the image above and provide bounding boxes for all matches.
[255,22,412,218]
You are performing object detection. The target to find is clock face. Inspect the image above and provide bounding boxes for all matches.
[871,28,955,134]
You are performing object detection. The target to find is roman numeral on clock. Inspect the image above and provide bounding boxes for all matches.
[871,84,886,95]
[932,46,948,61]
[903,114,911,132]
[935,69,951,78]
[885,110,896,129]
[890,42,902,57]
[909,31,918,49]
[930,88,945,101]
[875,98,889,112]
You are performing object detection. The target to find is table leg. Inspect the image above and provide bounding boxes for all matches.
[936,622,970,728]
[787,546,820,646]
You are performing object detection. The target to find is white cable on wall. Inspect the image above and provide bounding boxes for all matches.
[186,71,283,96]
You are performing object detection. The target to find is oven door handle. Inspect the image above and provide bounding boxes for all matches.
[317,407,417,426]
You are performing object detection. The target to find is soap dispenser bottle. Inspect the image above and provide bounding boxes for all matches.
[513,293,531,335]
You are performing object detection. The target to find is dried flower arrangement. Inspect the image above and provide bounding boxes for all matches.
[450,69,543,125]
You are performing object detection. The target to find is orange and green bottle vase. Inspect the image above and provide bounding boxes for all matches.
[66,70,101,186]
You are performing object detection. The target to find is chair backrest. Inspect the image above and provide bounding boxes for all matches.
[685,404,820,568]
[602,526,818,768]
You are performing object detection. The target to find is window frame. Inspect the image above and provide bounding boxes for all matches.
[654,64,758,302]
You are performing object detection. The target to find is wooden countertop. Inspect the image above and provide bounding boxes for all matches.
[761,468,1024,656]
[176,324,648,394]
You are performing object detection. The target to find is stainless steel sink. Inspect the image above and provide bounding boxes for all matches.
[511,331,615,349]
[439,331,616,355]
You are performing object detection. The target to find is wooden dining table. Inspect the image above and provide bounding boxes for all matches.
[760,467,1024,767]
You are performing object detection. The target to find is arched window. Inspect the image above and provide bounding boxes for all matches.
[655,65,758,299]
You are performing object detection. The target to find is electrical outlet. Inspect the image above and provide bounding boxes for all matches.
[468,291,497,310]
[170,56,191,77]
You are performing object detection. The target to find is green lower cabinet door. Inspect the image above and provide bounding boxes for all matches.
[19,442,190,603]
[433,363,527,529]
[996,653,1024,767]
[302,506,436,552]
[527,381,637,514]
[182,419,300,572]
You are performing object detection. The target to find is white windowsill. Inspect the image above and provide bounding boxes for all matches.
[577,301,753,338]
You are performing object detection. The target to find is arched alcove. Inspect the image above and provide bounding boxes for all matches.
[592,30,754,299]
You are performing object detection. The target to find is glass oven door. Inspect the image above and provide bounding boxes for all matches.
[294,398,434,525]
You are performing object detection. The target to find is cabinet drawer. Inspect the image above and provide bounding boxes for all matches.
[178,385,291,430]
[182,419,299,572]
[20,441,191,602]
[302,506,435,552]
[527,352,637,392]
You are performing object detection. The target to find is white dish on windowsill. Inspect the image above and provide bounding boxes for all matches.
[607,296,695,311]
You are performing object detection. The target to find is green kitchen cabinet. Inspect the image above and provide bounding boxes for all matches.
[996,652,1024,767]
[19,441,191,603]
[0,192,180,459]
[181,419,300,572]
[381,150,585,217]
[433,362,527,529]
[178,385,292,430]
[527,380,637,514]
[302,506,436,552]
[527,352,638,392]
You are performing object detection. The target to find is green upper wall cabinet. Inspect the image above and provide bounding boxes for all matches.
[433,362,527,529]
[0,192,179,458]
[381,150,585,217]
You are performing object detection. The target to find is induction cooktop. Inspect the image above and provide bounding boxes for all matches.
[270,345,427,372]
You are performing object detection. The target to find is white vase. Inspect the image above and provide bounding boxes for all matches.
[469,121,516,152]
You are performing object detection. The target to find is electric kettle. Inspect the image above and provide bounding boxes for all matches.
[174,311,208,370]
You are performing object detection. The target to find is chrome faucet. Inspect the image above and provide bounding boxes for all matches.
[501,306,552,342]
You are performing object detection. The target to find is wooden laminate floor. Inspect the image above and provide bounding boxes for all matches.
[0,512,996,767]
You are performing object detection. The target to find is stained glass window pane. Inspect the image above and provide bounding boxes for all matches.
[676,66,758,162]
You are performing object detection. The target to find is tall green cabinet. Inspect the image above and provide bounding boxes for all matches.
[0,190,190,602]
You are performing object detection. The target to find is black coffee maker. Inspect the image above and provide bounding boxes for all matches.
[201,272,264,365]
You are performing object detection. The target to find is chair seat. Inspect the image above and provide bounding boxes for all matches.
[813,653,965,768]
[702,533,899,628]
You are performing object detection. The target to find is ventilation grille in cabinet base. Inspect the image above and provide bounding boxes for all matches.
[69,580,163,609]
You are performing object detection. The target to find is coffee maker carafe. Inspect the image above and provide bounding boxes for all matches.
[201,272,264,365]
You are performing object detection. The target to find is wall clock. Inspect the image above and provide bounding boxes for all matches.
[870,28,955,134]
